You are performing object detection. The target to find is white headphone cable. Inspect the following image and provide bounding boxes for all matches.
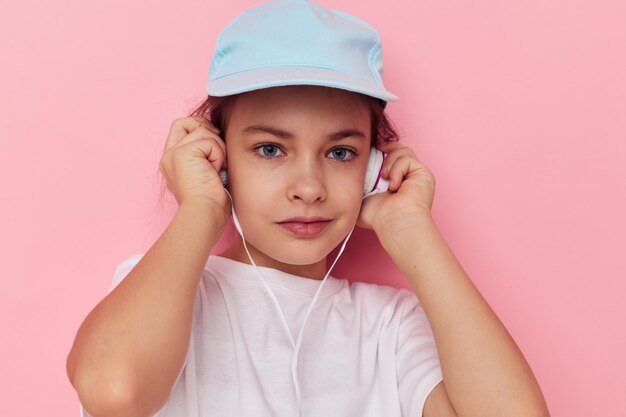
[222,188,378,416]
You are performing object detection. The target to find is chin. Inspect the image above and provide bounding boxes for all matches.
[268,247,329,266]
[245,233,342,267]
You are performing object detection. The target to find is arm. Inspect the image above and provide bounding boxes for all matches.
[360,140,550,417]
[376,210,550,417]
[66,200,226,417]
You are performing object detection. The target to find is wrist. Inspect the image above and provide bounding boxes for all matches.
[374,207,434,245]
[178,197,230,231]
[373,206,433,233]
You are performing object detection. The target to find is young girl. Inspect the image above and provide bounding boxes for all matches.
[66,1,550,417]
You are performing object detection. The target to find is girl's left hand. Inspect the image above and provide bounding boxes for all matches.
[357,140,436,231]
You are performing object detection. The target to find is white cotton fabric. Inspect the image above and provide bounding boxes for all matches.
[80,254,443,417]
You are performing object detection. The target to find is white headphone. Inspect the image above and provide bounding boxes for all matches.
[219,147,389,196]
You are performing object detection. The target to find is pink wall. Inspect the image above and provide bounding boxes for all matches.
[1,0,624,415]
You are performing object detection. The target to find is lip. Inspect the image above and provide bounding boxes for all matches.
[279,216,332,223]
[277,217,332,237]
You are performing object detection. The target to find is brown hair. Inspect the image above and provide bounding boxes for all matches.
[157,92,401,204]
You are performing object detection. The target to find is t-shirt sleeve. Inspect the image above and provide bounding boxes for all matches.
[396,291,444,417]
[107,253,144,293]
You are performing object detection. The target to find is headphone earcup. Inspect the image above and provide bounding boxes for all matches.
[219,170,228,188]
[363,147,389,195]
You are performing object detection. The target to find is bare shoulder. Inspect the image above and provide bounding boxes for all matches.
[423,380,457,417]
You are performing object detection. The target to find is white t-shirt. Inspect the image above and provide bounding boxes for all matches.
[80,254,444,417]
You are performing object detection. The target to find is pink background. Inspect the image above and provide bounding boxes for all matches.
[1,0,624,416]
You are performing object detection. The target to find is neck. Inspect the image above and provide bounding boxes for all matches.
[216,234,328,280]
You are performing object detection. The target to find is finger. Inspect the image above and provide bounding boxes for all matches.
[181,116,221,136]
[172,129,227,169]
[189,116,221,135]
[175,137,226,174]
[380,147,416,178]
[174,126,225,151]
[386,155,418,191]
[164,117,221,150]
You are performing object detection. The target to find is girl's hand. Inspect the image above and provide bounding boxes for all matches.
[159,116,231,222]
[357,141,436,231]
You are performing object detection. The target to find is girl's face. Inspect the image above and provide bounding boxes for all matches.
[220,85,371,279]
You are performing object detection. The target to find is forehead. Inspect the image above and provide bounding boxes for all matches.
[227,85,371,131]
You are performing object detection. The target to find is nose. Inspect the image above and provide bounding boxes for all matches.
[286,155,327,204]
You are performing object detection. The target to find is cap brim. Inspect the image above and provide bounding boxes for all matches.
[205,65,398,103]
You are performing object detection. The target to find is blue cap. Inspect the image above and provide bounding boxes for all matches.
[205,0,398,107]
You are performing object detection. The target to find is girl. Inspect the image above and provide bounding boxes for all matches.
[66,1,550,417]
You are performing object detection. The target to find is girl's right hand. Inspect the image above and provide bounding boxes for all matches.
[159,116,231,222]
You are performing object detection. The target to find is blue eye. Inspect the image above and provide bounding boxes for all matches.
[328,148,355,161]
[256,144,284,158]
[254,144,355,162]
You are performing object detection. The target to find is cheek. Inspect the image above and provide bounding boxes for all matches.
[334,173,365,213]
[228,165,278,223]
[226,146,258,194]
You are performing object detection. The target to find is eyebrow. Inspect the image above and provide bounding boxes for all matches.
[241,124,367,141]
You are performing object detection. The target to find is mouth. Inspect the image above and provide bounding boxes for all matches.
[277,217,333,237]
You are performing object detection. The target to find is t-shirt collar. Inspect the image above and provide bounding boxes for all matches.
[205,255,345,298]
